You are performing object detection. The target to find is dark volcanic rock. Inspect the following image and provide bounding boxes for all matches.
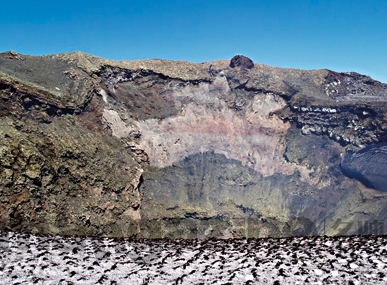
[341,143,387,191]
[1,50,387,238]
[229,54,254,69]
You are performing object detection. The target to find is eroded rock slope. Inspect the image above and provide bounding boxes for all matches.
[1,51,387,238]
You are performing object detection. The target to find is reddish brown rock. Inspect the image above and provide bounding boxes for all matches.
[229,54,254,69]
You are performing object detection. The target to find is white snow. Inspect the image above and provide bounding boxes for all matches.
[314,269,323,275]
[350,263,359,269]
[1,231,387,284]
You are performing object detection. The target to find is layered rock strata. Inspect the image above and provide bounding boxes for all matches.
[1,51,387,238]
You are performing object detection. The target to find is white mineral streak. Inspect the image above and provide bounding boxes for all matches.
[99,88,108,103]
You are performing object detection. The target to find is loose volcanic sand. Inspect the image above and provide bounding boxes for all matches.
[1,231,387,284]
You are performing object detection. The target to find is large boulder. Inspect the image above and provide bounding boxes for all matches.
[229,54,254,69]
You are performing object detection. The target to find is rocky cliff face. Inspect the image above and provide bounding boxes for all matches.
[1,51,387,238]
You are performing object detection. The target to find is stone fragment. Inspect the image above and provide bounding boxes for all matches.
[229,54,254,69]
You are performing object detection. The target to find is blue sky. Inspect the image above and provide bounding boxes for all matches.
[1,0,387,82]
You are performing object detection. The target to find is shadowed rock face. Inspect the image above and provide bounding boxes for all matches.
[1,51,387,238]
[341,143,387,191]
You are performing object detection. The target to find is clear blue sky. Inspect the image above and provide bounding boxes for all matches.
[1,0,387,82]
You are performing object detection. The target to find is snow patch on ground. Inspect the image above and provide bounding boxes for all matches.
[1,231,387,284]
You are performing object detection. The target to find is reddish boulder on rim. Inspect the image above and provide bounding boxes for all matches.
[229,54,254,69]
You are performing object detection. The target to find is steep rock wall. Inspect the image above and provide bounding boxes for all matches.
[1,51,387,238]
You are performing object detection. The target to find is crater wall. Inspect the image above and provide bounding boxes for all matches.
[1,51,387,238]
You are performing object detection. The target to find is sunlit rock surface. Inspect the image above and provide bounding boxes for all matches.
[1,51,387,238]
